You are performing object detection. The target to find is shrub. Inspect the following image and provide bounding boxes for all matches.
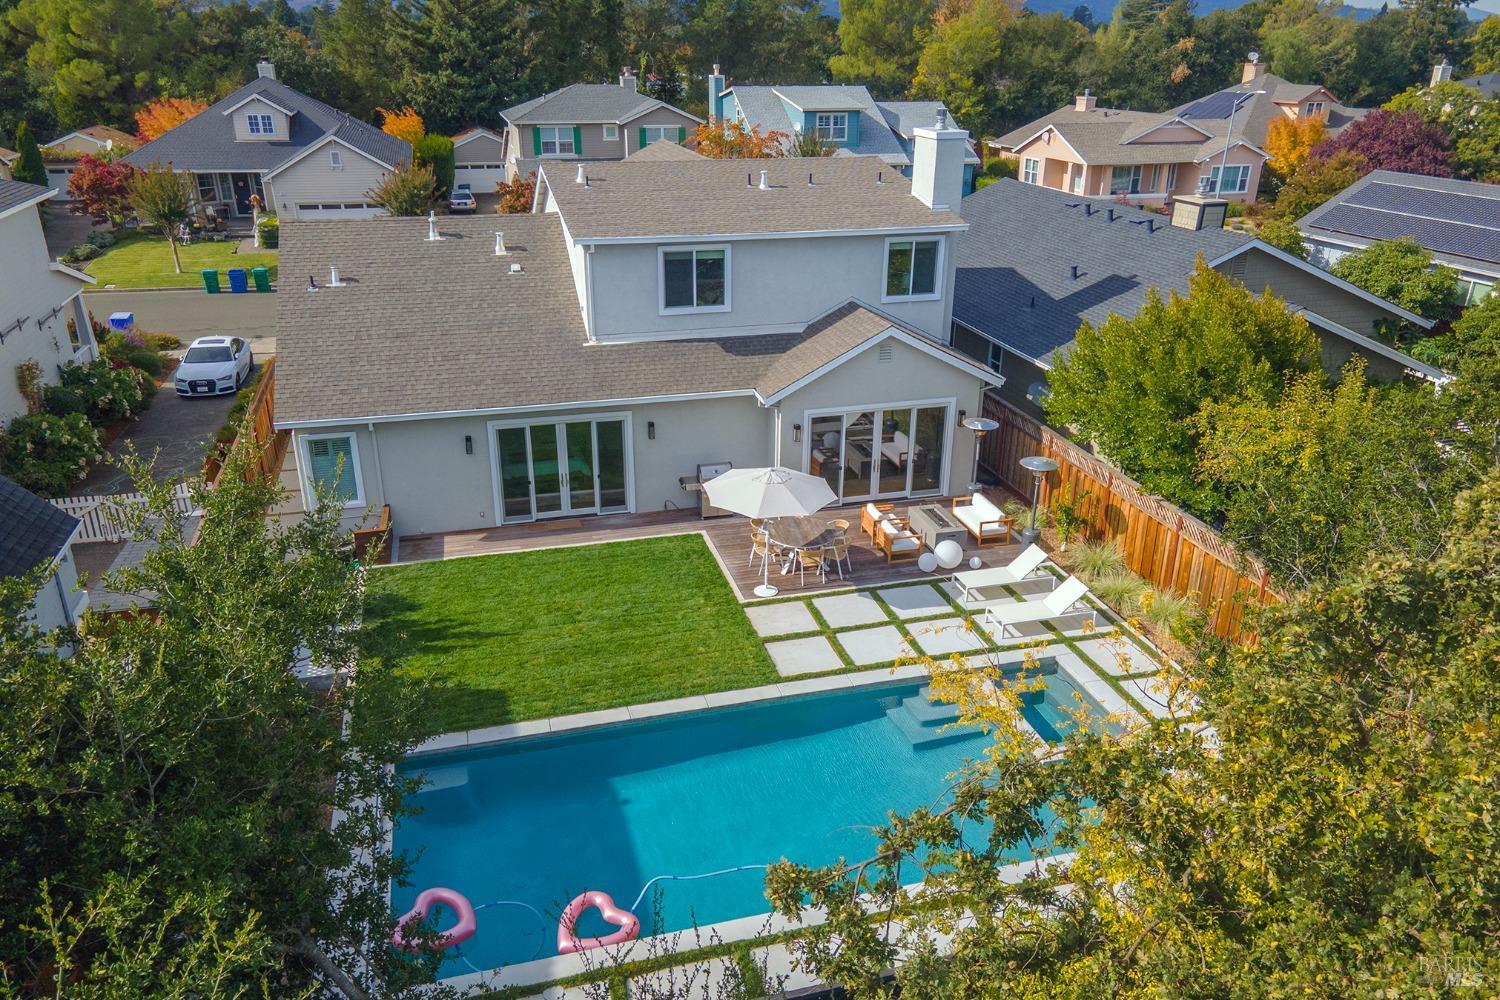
[214,366,265,450]
[1139,588,1201,643]
[86,231,117,250]
[99,327,170,380]
[367,162,437,216]
[413,134,455,197]
[0,411,103,497]
[983,157,1017,179]
[1092,571,1147,615]
[143,332,180,352]
[1071,539,1126,582]
[256,213,279,249]
[43,360,146,424]
[63,242,102,264]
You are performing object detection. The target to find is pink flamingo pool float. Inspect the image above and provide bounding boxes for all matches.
[391,887,478,952]
[556,890,640,954]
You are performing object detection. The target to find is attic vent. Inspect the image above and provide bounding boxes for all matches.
[877,344,894,363]
[1227,254,1248,281]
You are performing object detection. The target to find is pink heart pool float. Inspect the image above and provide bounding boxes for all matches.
[391,887,477,952]
[557,890,640,954]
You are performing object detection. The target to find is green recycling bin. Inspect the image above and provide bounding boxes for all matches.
[201,269,221,294]
[251,266,270,292]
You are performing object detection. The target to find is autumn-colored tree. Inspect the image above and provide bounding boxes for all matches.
[689,120,787,158]
[1310,108,1454,177]
[134,96,208,141]
[67,154,137,229]
[495,172,536,214]
[367,162,437,216]
[378,106,425,145]
[1269,150,1366,221]
[1264,112,1327,181]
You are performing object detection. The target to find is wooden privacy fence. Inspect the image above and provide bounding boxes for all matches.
[202,355,289,487]
[51,483,196,543]
[979,394,1276,643]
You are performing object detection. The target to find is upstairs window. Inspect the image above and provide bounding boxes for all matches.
[815,112,848,141]
[538,126,575,155]
[884,238,940,301]
[603,123,619,140]
[329,149,343,170]
[1305,100,1325,118]
[247,113,274,135]
[1022,157,1040,184]
[641,125,677,145]
[660,246,729,313]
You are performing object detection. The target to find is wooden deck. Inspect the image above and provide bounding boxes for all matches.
[395,493,1031,601]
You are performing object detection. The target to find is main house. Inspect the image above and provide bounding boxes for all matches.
[499,73,702,182]
[123,61,410,222]
[1298,170,1500,308]
[41,125,137,201]
[274,114,1002,541]
[709,68,980,191]
[0,180,97,424]
[952,178,1444,418]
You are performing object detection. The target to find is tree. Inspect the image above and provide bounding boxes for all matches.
[1070,4,1093,28]
[1256,215,1309,258]
[240,22,345,107]
[1385,81,1500,181]
[688,120,787,158]
[391,0,535,134]
[495,171,536,213]
[679,0,836,83]
[1311,107,1455,177]
[1264,112,1327,182]
[313,0,399,119]
[828,0,937,97]
[379,106,426,146]
[1044,262,1320,516]
[1468,14,1500,75]
[12,121,47,186]
[992,13,1089,133]
[413,133,455,196]
[133,96,207,141]
[787,129,834,157]
[67,154,137,229]
[0,442,438,995]
[368,162,438,215]
[127,165,191,273]
[1269,149,1366,221]
[1331,236,1462,342]
[910,0,1016,134]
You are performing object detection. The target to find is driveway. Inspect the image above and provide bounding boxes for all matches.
[41,202,106,258]
[83,288,276,354]
[74,382,238,495]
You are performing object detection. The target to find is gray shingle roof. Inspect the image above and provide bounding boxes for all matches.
[953,178,1249,364]
[122,76,409,174]
[1169,72,1365,145]
[273,215,977,424]
[727,85,912,165]
[628,138,705,162]
[0,474,78,579]
[541,155,965,242]
[1458,72,1500,98]
[501,84,698,125]
[0,179,51,216]
[993,108,1243,165]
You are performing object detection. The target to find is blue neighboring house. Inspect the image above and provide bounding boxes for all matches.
[706,67,980,193]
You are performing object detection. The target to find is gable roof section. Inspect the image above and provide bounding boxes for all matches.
[726,84,913,165]
[122,76,408,173]
[50,125,136,148]
[0,474,79,579]
[993,108,1258,167]
[501,84,699,125]
[541,155,966,243]
[1171,73,1365,146]
[627,138,705,162]
[1207,239,1431,329]
[273,216,990,426]
[0,179,53,219]
[453,126,505,146]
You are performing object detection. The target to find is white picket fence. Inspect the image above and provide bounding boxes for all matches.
[51,483,197,543]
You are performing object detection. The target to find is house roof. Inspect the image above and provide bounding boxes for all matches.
[628,138,705,162]
[992,107,1260,166]
[724,85,950,166]
[0,474,78,579]
[1458,72,1500,98]
[51,125,137,148]
[1297,169,1500,275]
[541,155,965,243]
[0,179,52,218]
[122,75,408,173]
[0,145,18,164]
[501,84,699,126]
[1170,71,1365,145]
[274,215,988,426]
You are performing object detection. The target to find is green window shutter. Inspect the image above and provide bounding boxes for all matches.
[677,126,686,144]
[308,437,356,502]
[640,127,649,149]
[572,125,582,154]
[531,127,541,156]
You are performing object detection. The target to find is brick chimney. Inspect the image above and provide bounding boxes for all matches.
[1432,60,1454,87]
[256,60,276,80]
[1242,52,1264,85]
[1075,89,1097,113]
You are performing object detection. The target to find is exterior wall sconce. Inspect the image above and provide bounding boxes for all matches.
[793,422,803,443]
[647,421,656,440]
[464,434,473,455]
[957,409,967,423]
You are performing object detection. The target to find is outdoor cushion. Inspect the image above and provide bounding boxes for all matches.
[953,493,1005,536]
[879,519,920,551]
[864,502,887,522]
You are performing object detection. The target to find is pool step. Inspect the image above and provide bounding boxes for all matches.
[885,688,982,748]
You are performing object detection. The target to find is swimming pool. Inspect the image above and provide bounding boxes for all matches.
[393,665,1100,976]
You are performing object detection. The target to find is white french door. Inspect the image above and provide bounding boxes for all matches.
[492,416,631,522]
[805,402,951,503]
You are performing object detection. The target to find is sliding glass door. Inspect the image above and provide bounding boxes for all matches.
[806,403,950,503]
[494,417,630,522]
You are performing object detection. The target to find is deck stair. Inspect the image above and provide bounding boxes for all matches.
[886,686,983,748]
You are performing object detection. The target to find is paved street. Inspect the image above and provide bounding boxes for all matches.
[83,288,277,354]
[75,382,238,495]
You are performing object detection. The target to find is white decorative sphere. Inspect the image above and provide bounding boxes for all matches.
[917,552,939,574]
[969,556,983,570]
[934,539,964,569]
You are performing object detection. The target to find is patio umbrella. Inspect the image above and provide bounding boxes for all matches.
[704,466,837,597]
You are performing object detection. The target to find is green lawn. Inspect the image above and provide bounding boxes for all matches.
[85,233,279,289]
[365,535,777,736]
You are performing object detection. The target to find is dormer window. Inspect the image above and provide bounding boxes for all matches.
[247,113,274,135]
[815,112,848,142]
[1305,100,1325,117]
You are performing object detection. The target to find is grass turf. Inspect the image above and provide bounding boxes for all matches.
[85,233,279,288]
[365,535,777,736]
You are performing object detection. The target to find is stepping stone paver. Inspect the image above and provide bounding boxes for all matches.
[813,591,888,627]
[628,956,743,999]
[876,583,953,618]
[835,625,915,665]
[765,635,842,676]
[908,616,988,655]
[745,601,819,637]
[939,579,1017,610]
[1074,635,1161,677]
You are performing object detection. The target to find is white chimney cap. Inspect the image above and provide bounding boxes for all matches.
[494,231,507,255]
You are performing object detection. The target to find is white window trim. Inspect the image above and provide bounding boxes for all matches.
[881,236,944,304]
[1022,157,1040,185]
[1165,163,1178,189]
[603,123,619,141]
[641,125,676,145]
[658,244,732,315]
[798,397,957,500]
[815,112,848,142]
[300,432,365,509]
[247,113,274,136]
[1305,101,1325,117]
[538,126,576,157]
[486,412,636,524]
[1204,163,1250,195]
[329,149,343,170]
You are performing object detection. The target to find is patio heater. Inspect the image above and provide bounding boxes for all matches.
[962,416,999,494]
[1018,455,1059,546]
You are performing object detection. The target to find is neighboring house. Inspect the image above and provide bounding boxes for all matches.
[0,180,97,423]
[0,473,87,634]
[499,71,702,182]
[1456,70,1500,98]
[1298,170,1500,307]
[41,125,137,201]
[1167,57,1365,147]
[709,66,980,191]
[273,117,1003,539]
[952,178,1444,416]
[0,146,17,181]
[452,126,507,191]
[122,61,410,222]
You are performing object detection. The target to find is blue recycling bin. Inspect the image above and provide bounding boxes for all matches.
[107,311,135,332]
[227,267,248,293]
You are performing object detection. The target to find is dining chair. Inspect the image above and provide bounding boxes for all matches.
[796,547,828,586]
[748,528,774,570]
[827,538,851,579]
[830,518,851,538]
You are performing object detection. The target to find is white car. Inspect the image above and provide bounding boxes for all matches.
[175,336,253,396]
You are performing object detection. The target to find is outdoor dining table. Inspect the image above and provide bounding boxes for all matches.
[764,516,841,575]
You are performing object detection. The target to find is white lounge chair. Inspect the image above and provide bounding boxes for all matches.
[950,544,1051,603]
[981,576,1095,638]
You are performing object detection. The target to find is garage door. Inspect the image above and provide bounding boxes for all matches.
[454,164,506,191]
[293,201,387,220]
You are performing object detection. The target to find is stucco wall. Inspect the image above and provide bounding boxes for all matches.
[270,141,392,218]
[0,207,95,422]
[29,541,86,634]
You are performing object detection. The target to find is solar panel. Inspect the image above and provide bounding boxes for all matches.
[1180,90,1241,120]
[1313,204,1500,264]
[1348,182,1500,229]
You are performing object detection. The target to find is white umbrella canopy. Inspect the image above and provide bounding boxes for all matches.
[703,466,836,519]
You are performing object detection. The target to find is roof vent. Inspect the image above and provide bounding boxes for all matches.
[876,171,884,184]
[508,262,523,274]
[425,211,442,242]
[328,265,345,287]
[1083,204,1094,216]
[935,107,949,128]
[306,274,318,292]
[1070,264,1079,280]
[576,164,587,185]
[878,343,894,362]
[747,171,753,188]
[1106,208,1116,222]
[807,172,814,187]
[494,231,508,255]
[758,169,769,190]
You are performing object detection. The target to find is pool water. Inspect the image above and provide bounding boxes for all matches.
[393,668,1099,974]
